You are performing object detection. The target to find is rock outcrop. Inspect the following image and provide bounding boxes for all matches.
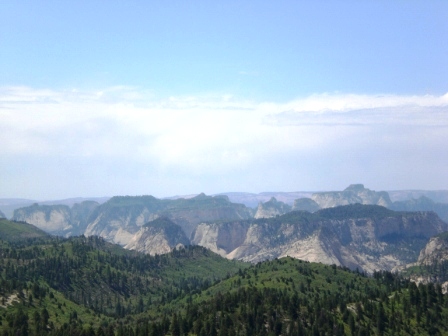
[84,194,253,246]
[415,233,448,266]
[254,197,292,219]
[292,198,320,212]
[191,204,448,272]
[402,232,448,290]
[390,195,448,222]
[125,217,190,255]
[311,184,393,209]
[11,201,99,237]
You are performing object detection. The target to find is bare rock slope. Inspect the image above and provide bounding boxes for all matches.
[254,197,291,219]
[311,184,393,209]
[192,204,448,272]
[11,201,98,236]
[125,217,190,255]
[402,232,448,291]
[84,193,253,246]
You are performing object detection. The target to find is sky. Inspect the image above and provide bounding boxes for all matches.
[1,1,448,200]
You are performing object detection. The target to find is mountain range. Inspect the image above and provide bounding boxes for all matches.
[6,184,448,273]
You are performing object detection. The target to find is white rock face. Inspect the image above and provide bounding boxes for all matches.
[13,207,73,236]
[125,229,173,255]
[12,201,99,236]
[312,184,393,209]
[83,194,253,246]
[254,197,292,219]
[191,223,228,257]
[191,207,447,272]
[416,236,448,265]
[124,218,190,255]
[280,234,341,265]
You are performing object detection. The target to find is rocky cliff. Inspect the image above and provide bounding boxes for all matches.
[125,217,190,255]
[401,232,448,291]
[308,184,448,224]
[254,197,292,219]
[390,195,448,222]
[192,204,448,272]
[292,198,320,212]
[415,233,448,266]
[11,201,99,237]
[84,193,253,246]
[311,184,393,208]
[0,209,5,218]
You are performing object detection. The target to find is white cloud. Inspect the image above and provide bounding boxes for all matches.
[1,86,448,197]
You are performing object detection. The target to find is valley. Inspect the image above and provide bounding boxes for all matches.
[2,185,448,335]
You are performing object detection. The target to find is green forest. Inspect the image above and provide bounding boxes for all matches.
[1,219,448,335]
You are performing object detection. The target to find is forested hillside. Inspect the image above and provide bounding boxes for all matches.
[0,228,247,335]
[0,219,48,241]
[1,223,448,335]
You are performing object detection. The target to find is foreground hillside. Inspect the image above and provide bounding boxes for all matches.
[1,229,448,335]
[160,257,448,336]
[0,226,248,335]
[0,218,48,241]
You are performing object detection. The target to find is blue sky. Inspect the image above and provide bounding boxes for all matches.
[1,1,448,200]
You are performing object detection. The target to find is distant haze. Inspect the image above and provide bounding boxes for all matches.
[1,2,447,200]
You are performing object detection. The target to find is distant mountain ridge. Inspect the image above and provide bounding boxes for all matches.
[7,184,448,271]
[0,196,110,219]
[311,184,393,208]
[83,193,253,246]
[12,201,100,237]
[254,197,291,219]
[192,204,448,272]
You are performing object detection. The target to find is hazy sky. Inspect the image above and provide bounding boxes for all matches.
[1,1,448,200]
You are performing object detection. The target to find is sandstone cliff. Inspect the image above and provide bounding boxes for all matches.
[254,197,292,219]
[125,217,190,255]
[292,198,320,212]
[311,184,393,209]
[191,204,448,272]
[402,232,448,291]
[390,195,448,222]
[11,201,99,237]
[84,194,253,246]
[415,233,448,266]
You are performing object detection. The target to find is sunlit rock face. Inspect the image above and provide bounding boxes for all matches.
[414,234,448,266]
[254,197,292,219]
[83,194,253,246]
[192,204,448,273]
[403,233,448,291]
[311,184,393,209]
[125,217,190,255]
[12,201,99,237]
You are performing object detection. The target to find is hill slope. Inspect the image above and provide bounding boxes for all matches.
[1,235,448,335]
[0,218,48,241]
